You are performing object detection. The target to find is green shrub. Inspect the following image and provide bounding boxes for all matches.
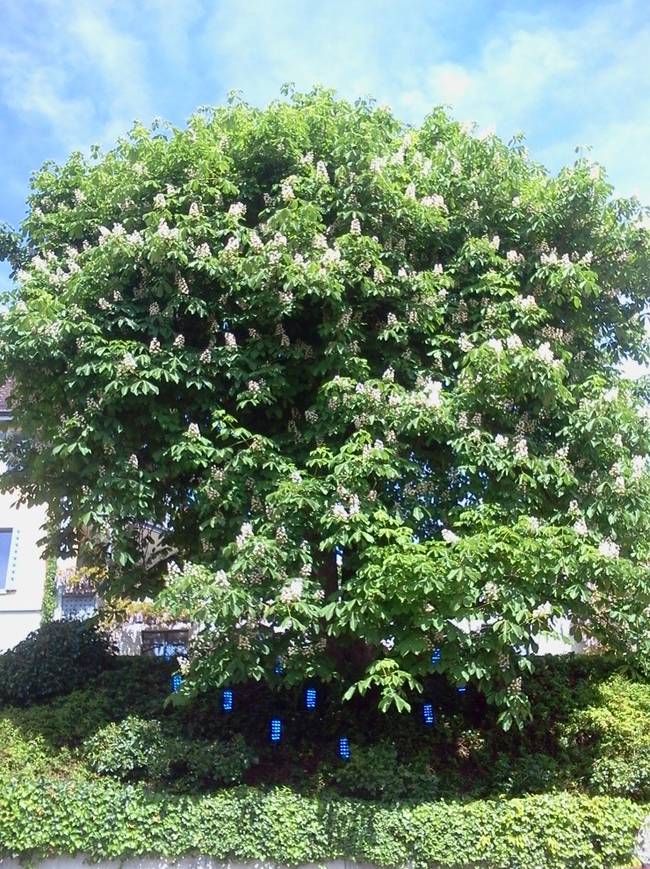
[562,674,650,754]
[168,733,257,788]
[82,716,169,780]
[0,620,113,707]
[82,716,257,787]
[2,655,173,747]
[590,748,650,800]
[0,775,645,869]
[333,740,438,801]
[489,752,565,796]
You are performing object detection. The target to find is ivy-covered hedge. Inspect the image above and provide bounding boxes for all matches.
[39,559,58,625]
[0,776,645,869]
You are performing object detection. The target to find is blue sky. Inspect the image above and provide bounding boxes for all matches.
[1,0,649,256]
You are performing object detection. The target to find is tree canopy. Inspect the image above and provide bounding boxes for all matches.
[2,89,650,726]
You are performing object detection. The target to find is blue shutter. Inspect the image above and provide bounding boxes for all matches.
[4,529,19,591]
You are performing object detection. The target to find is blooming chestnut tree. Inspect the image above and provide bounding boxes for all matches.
[2,89,650,726]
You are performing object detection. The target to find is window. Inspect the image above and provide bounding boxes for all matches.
[60,594,98,621]
[0,529,13,590]
[141,628,189,660]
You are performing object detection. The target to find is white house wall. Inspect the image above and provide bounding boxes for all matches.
[0,489,47,652]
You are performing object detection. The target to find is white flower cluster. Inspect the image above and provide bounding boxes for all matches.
[224,332,237,349]
[532,602,552,619]
[321,246,342,267]
[315,160,329,182]
[598,539,620,559]
[280,577,303,604]
[458,333,473,353]
[573,517,588,536]
[187,422,201,438]
[332,492,361,522]
[173,334,185,349]
[512,294,537,310]
[421,378,443,408]
[535,342,556,365]
[214,570,229,589]
[514,438,528,460]
[98,223,141,246]
[441,528,460,544]
[539,249,573,269]
[224,236,240,255]
[421,193,446,210]
[249,231,263,251]
[632,455,647,480]
[118,352,138,374]
[236,522,254,548]
[228,201,246,218]
[281,179,295,202]
[156,219,179,240]
[350,217,361,235]
[195,242,211,259]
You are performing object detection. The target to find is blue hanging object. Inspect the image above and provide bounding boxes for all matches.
[221,688,234,711]
[431,647,442,664]
[274,657,285,675]
[305,687,317,710]
[457,683,467,694]
[423,703,435,726]
[270,718,282,742]
[338,737,351,760]
[171,674,183,693]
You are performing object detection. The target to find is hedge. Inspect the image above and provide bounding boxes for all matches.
[0,776,646,869]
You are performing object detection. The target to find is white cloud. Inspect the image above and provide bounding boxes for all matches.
[0,48,95,149]
[0,1,155,153]
[396,2,650,201]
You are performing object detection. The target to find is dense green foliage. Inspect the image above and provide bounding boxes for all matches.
[0,619,113,706]
[0,642,648,866]
[0,776,645,869]
[81,716,256,788]
[1,634,648,802]
[2,89,650,723]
